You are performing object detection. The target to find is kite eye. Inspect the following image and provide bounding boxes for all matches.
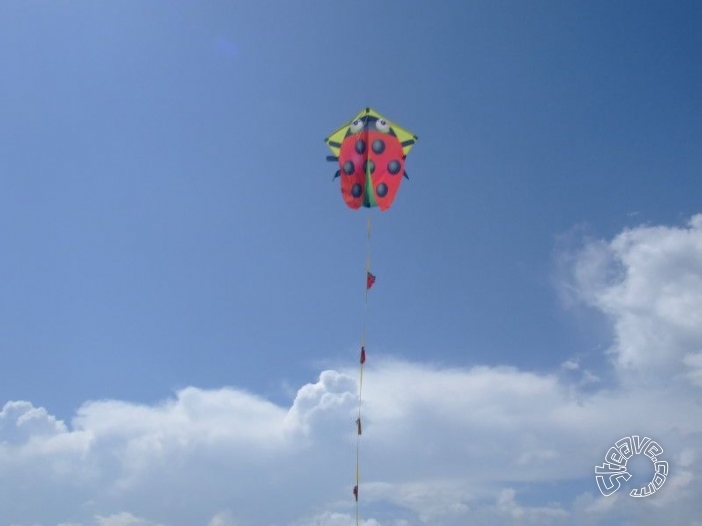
[349,119,364,133]
[375,119,390,133]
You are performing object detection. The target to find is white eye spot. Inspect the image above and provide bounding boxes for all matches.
[375,118,390,133]
[350,119,364,133]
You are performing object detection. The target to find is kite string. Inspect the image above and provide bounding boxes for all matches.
[356,213,372,526]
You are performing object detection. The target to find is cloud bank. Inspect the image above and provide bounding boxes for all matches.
[2,215,702,526]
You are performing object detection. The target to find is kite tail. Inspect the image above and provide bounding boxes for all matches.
[355,214,372,526]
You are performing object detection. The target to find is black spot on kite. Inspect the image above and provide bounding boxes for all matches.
[343,161,355,175]
[364,160,375,174]
[352,184,363,198]
[387,159,401,175]
[376,183,388,197]
[372,139,385,154]
[355,140,366,154]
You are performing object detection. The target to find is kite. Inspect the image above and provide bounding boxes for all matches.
[324,108,418,526]
[325,107,418,211]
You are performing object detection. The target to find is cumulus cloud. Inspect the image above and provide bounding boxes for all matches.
[2,215,702,525]
[1,363,700,525]
[565,214,702,383]
[0,401,66,444]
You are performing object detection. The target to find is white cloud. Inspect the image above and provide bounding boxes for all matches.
[94,512,163,526]
[560,358,580,371]
[207,511,235,526]
[0,401,67,444]
[293,511,383,526]
[495,488,568,522]
[566,214,702,383]
[1,361,699,525]
[1,215,702,525]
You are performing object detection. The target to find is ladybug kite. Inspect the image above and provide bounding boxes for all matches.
[325,108,418,210]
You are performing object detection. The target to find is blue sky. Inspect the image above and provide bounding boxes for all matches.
[1,2,701,525]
